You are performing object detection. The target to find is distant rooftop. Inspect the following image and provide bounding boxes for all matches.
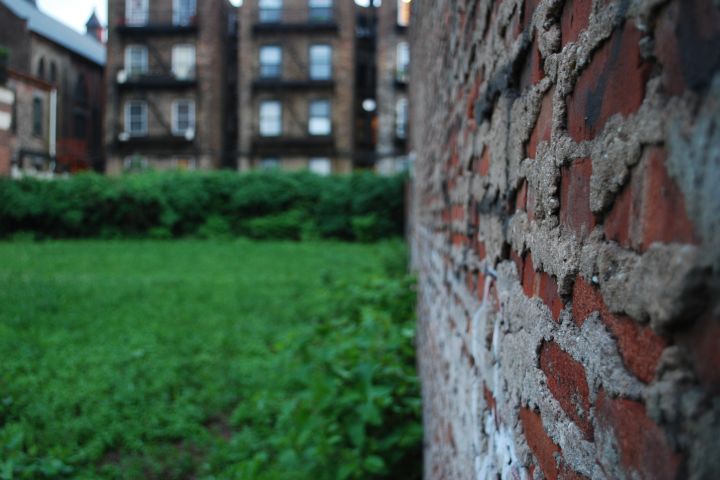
[1,0,106,66]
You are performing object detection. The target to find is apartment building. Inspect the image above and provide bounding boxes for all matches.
[376,0,410,175]
[104,0,236,173]
[0,0,105,174]
[237,0,356,175]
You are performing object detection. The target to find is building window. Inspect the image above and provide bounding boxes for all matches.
[259,46,282,79]
[172,45,196,79]
[259,0,282,23]
[259,100,282,136]
[396,41,409,83]
[396,97,408,139]
[49,62,57,84]
[125,101,148,136]
[397,0,411,26]
[309,157,331,176]
[125,45,148,76]
[75,74,88,104]
[36,58,45,80]
[172,100,196,136]
[309,45,332,80]
[32,96,43,137]
[308,99,331,136]
[260,157,280,170]
[173,0,196,26]
[126,0,149,25]
[309,0,333,22]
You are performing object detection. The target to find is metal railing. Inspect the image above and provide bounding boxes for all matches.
[118,9,199,28]
[255,7,336,25]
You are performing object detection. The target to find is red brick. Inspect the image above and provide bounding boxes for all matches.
[561,0,593,47]
[522,252,536,297]
[540,341,594,441]
[603,181,633,248]
[560,158,596,239]
[640,147,698,250]
[596,390,682,480]
[572,277,665,383]
[567,22,651,141]
[520,40,545,90]
[655,0,720,96]
[522,0,542,32]
[538,273,564,322]
[484,385,498,426]
[477,147,491,176]
[526,88,554,158]
[520,407,560,480]
[516,180,528,211]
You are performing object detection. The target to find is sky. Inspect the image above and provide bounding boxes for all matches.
[37,0,375,34]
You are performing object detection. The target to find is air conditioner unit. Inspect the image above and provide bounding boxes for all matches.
[117,70,128,84]
[118,131,130,142]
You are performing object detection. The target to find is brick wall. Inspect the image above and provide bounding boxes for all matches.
[409,0,720,478]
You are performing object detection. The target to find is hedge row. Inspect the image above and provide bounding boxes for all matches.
[0,171,406,241]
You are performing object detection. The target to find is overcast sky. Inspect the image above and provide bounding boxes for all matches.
[37,0,375,34]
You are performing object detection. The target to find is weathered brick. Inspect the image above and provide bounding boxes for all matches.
[655,0,720,95]
[520,407,560,479]
[572,277,665,383]
[640,147,698,249]
[560,157,596,240]
[540,341,593,440]
[596,390,682,480]
[538,272,564,322]
[526,87,553,159]
[567,22,651,141]
[520,40,545,90]
[561,0,592,46]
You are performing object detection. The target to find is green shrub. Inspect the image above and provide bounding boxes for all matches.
[0,172,406,242]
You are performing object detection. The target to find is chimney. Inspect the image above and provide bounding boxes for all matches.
[85,10,103,43]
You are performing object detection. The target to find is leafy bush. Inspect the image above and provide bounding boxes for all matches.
[0,171,406,242]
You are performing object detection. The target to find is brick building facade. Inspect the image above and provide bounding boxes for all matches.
[375,0,410,175]
[237,0,356,174]
[104,0,236,173]
[0,0,105,173]
[409,0,720,478]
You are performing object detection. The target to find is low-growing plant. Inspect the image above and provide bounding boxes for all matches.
[0,172,406,242]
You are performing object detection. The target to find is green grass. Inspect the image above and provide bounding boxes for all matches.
[0,239,417,479]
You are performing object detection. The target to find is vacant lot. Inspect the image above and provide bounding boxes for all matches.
[0,240,420,480]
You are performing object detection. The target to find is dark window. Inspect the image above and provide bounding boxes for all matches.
[75,111,87,139]
[75,74,87,104]
[36,58,45,80]
[32,97,43,136]
[49,62,57,84]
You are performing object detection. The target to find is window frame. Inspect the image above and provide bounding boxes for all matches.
[308,157,331,176]
[124,100,148,137]
[259,45,283,79]
[259,100,282,137]
[397,0,410,26]
[125,45,148,76]
[396,41,410,83]
[125,0,149,26]
[172,99,196,136]
[173,0,197,26]
[32,95,43,137]
[309,44,333,80]
[172,44,196,79]
[258,0,283,23]
[308,0,333,22]
[395,96,408,139]
[308,99,332,136]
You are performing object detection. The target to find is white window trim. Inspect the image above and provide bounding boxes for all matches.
[173,0,197,25]
[125,0,149,25]
[124,101,148,137]
[259,100,282,137]
[124,45,148,76]
[172,44,196,79]
[171,100,196,136]
[308,99,332,136]
[309,44,333,80]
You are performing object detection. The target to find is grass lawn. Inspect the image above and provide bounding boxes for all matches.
[0,240,416,479]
